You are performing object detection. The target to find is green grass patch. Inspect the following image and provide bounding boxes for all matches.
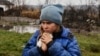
[75,33,100,56]
[0,29,32,56]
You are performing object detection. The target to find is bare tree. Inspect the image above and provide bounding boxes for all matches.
[44,0,58,5]
[45,0,53,5]
[37,0,43,9]
[79,0,82,5]
[45,0,48,5]
[21,0,25,5]
[9,0,23,6]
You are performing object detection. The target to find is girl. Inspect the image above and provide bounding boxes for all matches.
[22,4,81,56]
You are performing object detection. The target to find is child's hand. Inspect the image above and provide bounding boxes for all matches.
[41,33,53,45]
[41,42,47,52]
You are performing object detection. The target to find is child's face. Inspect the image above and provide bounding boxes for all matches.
[40,21,58,33]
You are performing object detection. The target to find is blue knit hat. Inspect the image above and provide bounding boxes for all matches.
[40,4,64,25]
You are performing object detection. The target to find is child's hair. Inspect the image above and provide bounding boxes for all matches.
[39,26,44,36]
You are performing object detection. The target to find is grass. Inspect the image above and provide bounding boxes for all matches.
[0,29,31,56]
[75,33,100,56]
[0,29,100,56]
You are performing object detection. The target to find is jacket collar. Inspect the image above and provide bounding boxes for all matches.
[61,26,71,38]
[53,26,71,39]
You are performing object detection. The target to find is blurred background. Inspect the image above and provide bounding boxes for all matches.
[0,0,100,56]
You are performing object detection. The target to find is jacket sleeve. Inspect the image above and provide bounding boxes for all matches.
[48,37,81,56]
[22,30,41,56]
